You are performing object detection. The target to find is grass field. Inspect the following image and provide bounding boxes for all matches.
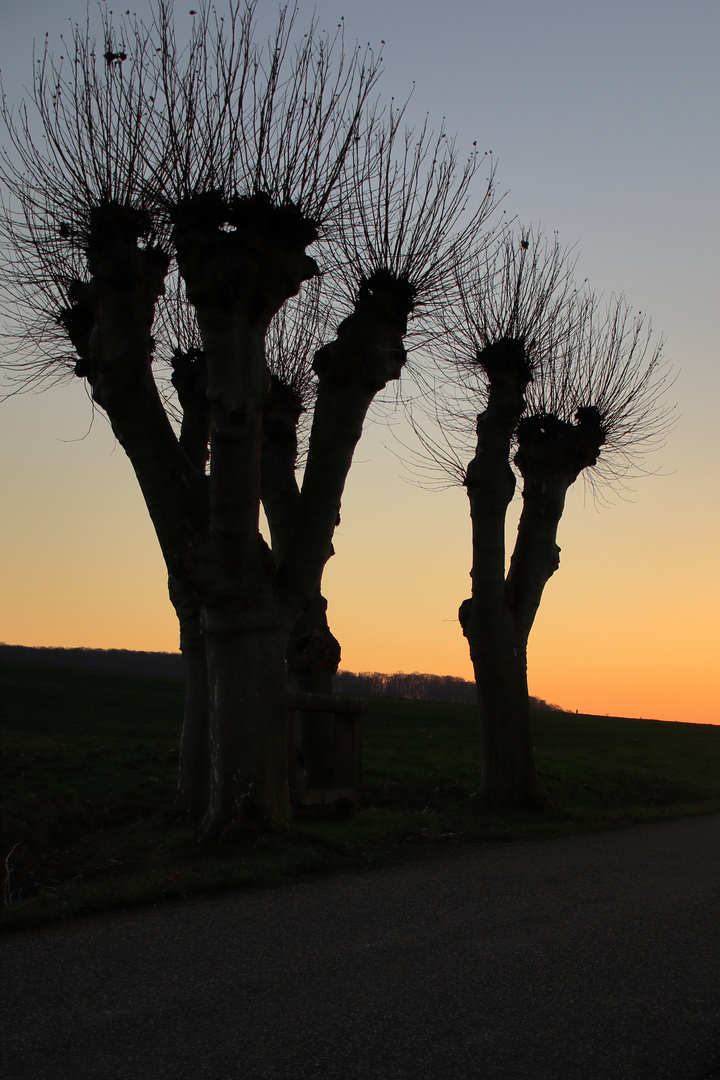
[2,661,720,931]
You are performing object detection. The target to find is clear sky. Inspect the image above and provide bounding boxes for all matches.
[1,0,718,724]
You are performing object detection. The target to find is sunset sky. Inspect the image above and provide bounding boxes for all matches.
[1,0,718,725]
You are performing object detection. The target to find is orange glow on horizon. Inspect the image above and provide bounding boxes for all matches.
[1,355,718,730]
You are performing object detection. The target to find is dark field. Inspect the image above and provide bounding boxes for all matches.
[2,662,720,930]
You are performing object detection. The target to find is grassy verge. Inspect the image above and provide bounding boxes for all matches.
[2,662,719,931]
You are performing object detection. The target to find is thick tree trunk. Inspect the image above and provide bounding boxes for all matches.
[192,305,289,838]
[463,385,607,810]
[199,606,291,840]
[194,307,289,837]
[467,632,538,810]
[172,193,320,837]
[462,482,541,811]
[461,339,541,810]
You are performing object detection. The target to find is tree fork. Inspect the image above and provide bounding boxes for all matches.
[461,338,541,810]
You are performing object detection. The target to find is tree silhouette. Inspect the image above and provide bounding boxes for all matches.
[409,228,673,809]
[156,278,342,672]
[0,1,495,838]
[260,282,342,695]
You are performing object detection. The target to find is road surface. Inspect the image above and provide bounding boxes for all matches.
[2,814,720,1079]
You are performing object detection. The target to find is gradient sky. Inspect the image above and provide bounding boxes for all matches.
[1,0,718,724]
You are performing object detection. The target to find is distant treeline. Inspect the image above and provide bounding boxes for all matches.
[333,669,562,711]
[0,645,561,710]
[0,644,184,680]
[334,669,476,704]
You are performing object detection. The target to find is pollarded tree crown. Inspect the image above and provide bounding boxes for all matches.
[357,269,417,319]
[470,338,533,434]
[477,337,532,380]
[514,407,608,485]
[169,191,319,247]
[85,203,171,291]
[57,204,170,395]
[86,203,155,250]
[169,192,320,314]
[401,225,672,498]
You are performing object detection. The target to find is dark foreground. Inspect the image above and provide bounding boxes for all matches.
[2,814,720,1080]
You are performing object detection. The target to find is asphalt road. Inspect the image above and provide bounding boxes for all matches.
[2,814,720,1080]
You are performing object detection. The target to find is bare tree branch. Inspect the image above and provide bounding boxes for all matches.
[153,1,383,221]
[329,102,497,327]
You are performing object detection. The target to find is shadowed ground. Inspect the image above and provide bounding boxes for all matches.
[2,814,720,1079]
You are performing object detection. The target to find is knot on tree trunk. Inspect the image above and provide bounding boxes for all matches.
[464,412,517,508]
[312,269,412,391]
[458,597,472,636]
[286,610,341,695]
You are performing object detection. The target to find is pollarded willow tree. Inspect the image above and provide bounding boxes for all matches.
[0,0,496,838]
[410,228,673,810]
